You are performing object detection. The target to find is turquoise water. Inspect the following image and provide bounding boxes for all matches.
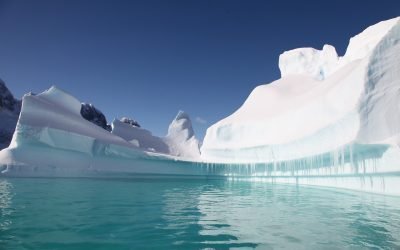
[1,178,400,249]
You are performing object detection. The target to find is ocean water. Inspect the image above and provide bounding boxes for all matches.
[0,178,400,249]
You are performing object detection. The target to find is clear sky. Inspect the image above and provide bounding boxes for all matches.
[1,0,400,139]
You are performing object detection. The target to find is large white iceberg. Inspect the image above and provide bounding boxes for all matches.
[201,17,400,164]
[1,17,400,195]
[198,17,400,195]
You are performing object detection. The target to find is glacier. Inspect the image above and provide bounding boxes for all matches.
[1,17,400,195]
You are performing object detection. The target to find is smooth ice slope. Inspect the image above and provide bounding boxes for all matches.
[201,17,400,165]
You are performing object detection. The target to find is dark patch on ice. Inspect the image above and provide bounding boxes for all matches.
[80,103,111,131]
[120,117,140,127]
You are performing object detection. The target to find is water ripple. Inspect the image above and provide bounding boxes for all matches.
[0,178,400,249]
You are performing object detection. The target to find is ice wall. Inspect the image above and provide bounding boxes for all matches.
[356,19,400,144]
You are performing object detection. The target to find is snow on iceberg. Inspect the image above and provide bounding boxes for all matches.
[0,86,201,176]
[201,17,400,175]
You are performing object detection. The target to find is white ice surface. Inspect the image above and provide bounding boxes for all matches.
[201,17,400,165]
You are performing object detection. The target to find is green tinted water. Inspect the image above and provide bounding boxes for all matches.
[1,178,399,249]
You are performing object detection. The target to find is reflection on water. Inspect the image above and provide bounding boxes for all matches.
[0,179,13,231]
[0,178,400,249]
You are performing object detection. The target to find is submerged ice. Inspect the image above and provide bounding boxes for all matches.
[1,17,400,195]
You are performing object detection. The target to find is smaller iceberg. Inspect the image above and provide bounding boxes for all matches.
[0,86,202,177]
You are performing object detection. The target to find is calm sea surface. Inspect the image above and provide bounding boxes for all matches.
[0,177,400,249]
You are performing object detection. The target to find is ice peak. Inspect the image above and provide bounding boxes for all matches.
[175,110,191,121]
[167,110,194,139]
[165,111,200,158]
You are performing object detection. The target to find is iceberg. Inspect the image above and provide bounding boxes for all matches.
[0,86,201,176]
[198,17,400,194]
[1,17,400,195]
[202,17,400,164]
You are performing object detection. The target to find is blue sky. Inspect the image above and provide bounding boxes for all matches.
[1,0,399,139]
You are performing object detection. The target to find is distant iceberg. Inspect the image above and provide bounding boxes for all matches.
[1,17,400,195]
